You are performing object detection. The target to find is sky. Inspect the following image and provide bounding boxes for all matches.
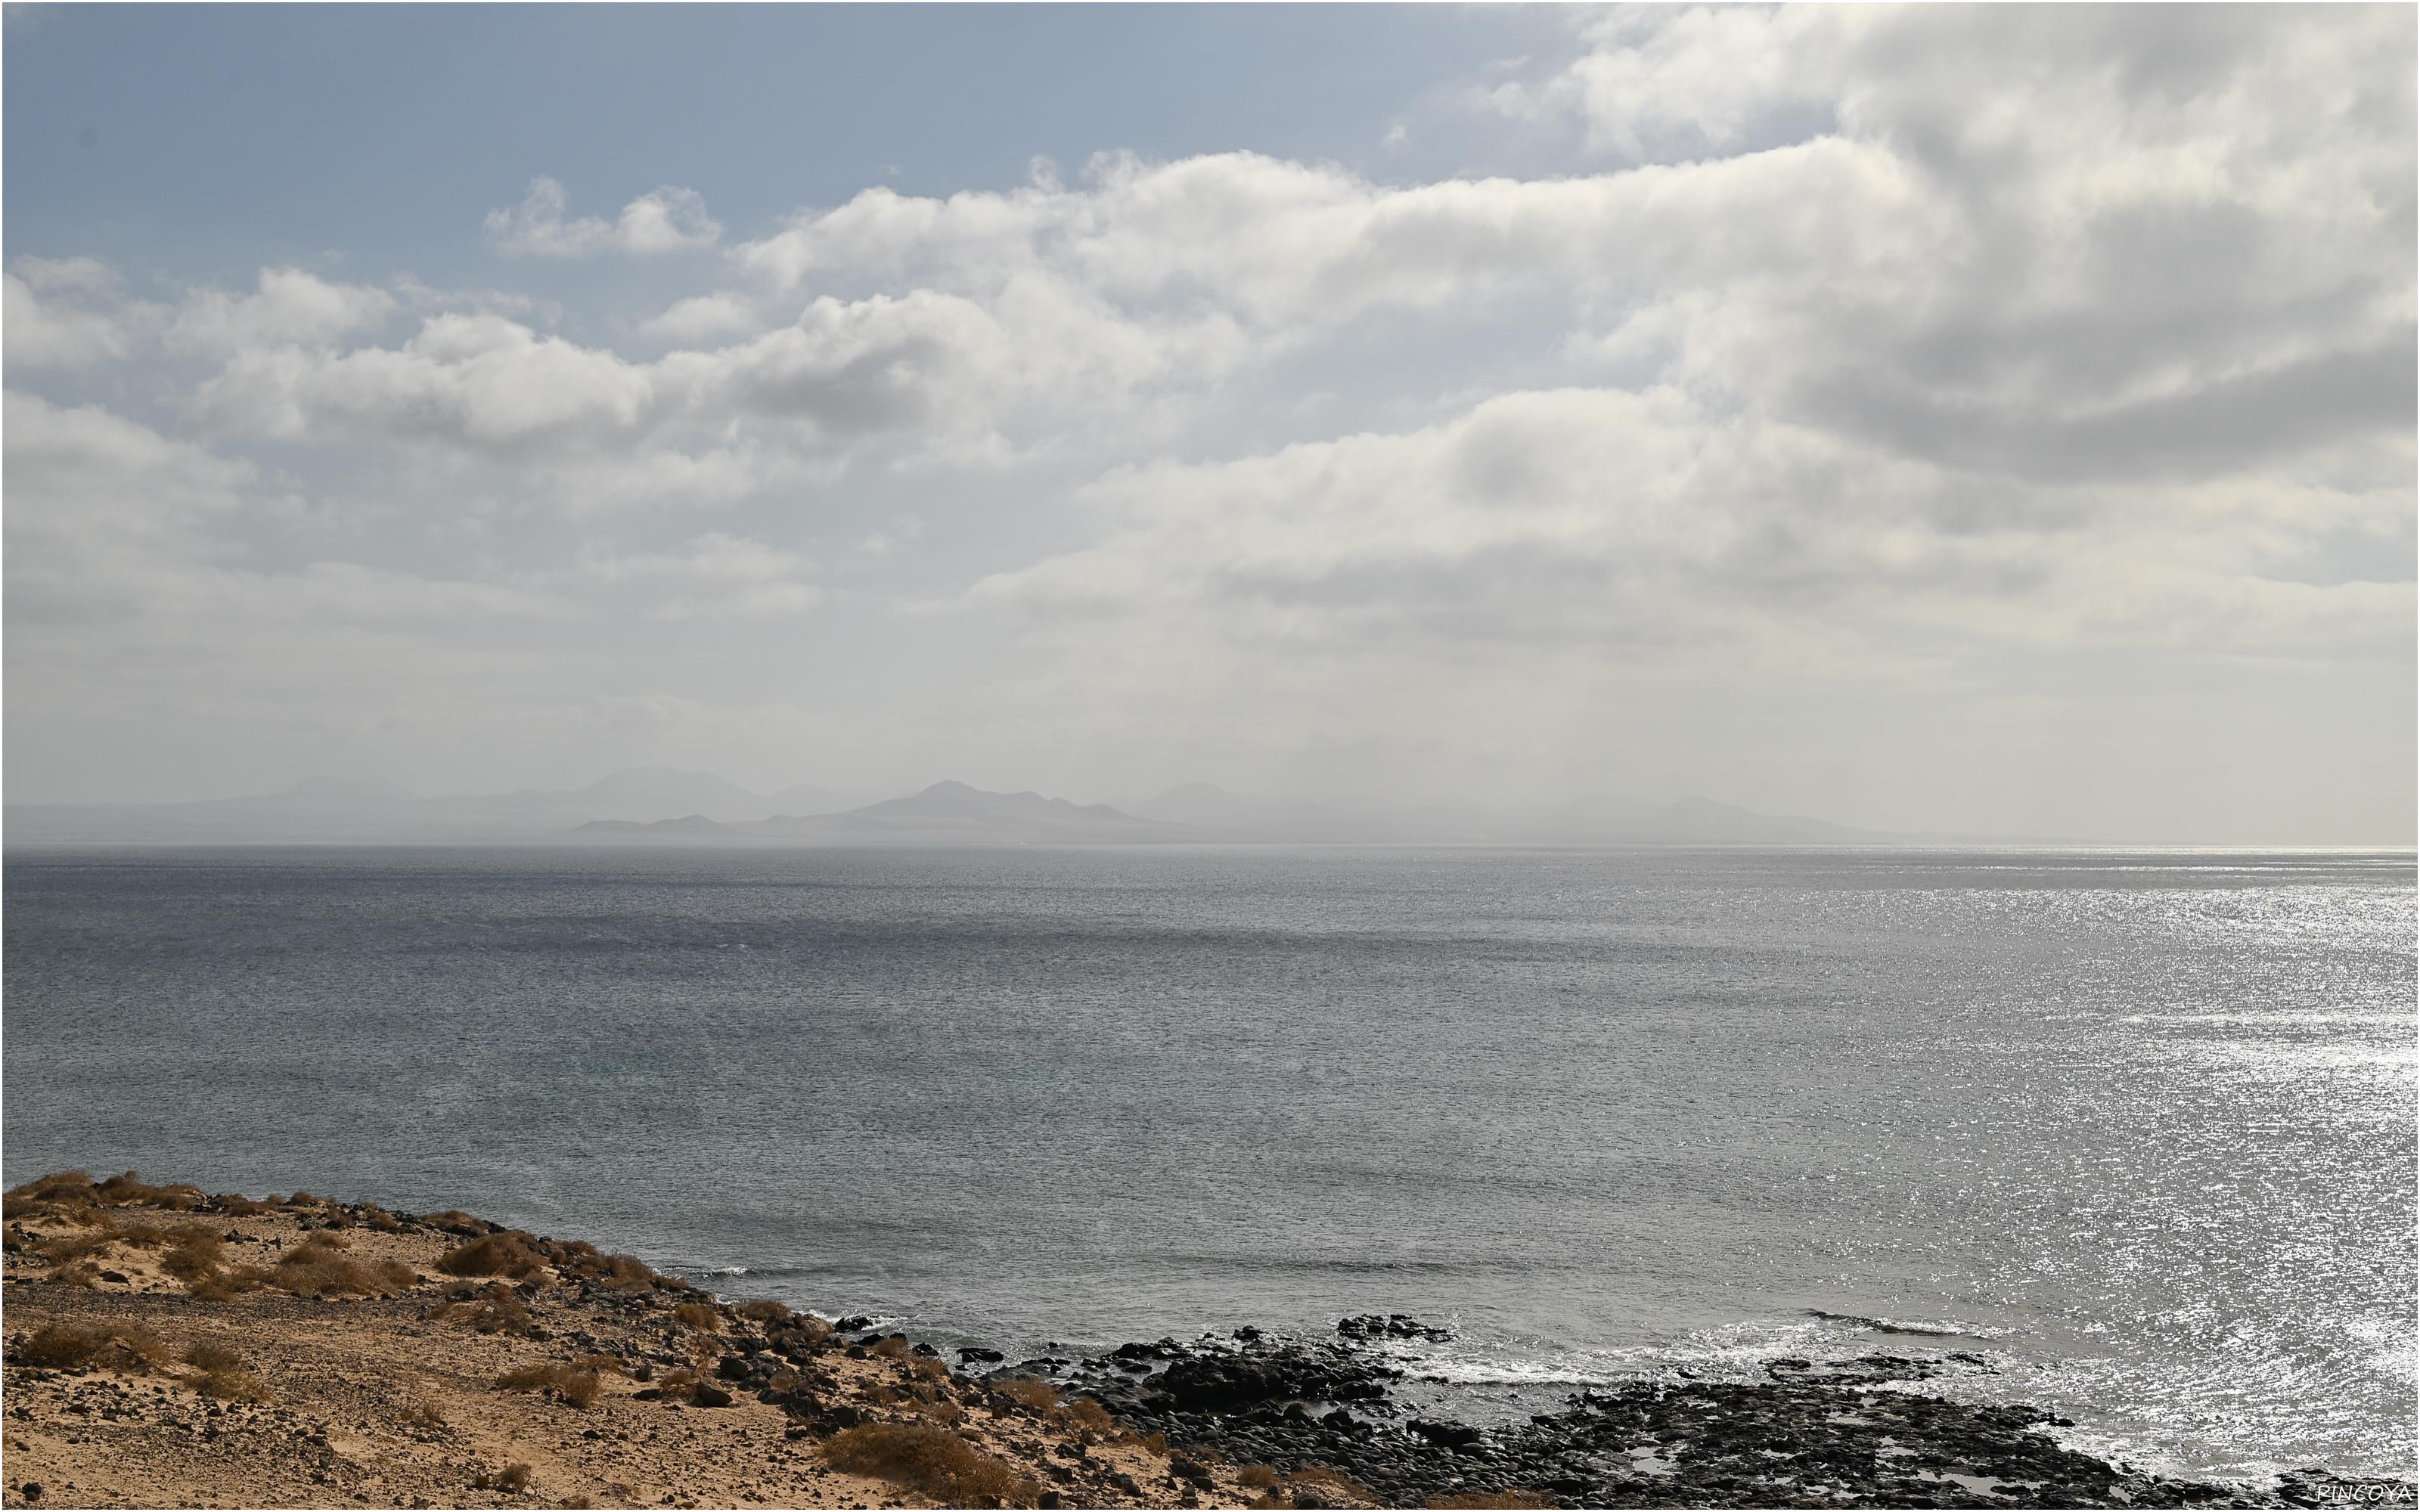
[3,3,2413,844]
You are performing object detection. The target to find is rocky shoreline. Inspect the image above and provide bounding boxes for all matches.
[973,1325,2413,1510]
[4,1172,2412,1510]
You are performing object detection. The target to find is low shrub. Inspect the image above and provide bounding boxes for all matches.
[36,1228,122,1266]
[735,1298,791,1323]
[183,1339,243,1372]
[190,1266,274,1301]
[472,1463,533,1493]
[1066,1396,1117,1435]
[1239,1464,1282,1489]
[437,1231,545,1280]
[95,1172,203,1210]
[498,1362,601,1409]
[13,1321,168,1371]
[14,1324,104,1368]
[821,1421,1041,1507]
[398,1395,448,1430]
[432,1282,535,1336]
[669,1301,721,1332]
[191,1368,272,1403]
[268,1235,413,1297]
[992,1374,1060,1413]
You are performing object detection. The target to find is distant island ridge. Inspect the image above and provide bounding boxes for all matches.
[5,767,1947,847]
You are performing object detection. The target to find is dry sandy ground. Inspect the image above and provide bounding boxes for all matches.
[0,1173,1370,1510]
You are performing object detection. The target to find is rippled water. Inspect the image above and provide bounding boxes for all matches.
[4,847,2411,1479]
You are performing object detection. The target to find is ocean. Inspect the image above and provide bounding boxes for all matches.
[3,845,2412,1483]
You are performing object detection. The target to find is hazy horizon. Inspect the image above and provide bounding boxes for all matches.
[6,6,2414,845]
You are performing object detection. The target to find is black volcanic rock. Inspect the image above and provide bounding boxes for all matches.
[1338,1313,1452,1343]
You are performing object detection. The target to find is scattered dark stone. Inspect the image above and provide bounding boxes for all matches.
[96,1272,129,1285]
[911,1342,939,1358]
[1409,1419,1484,1449]
[958,1347,1006,1364]
[830,1315,873,1333]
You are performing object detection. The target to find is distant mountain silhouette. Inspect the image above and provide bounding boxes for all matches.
[566,814,757,844]
[8,770,1919,847]
[745,781,1174,843]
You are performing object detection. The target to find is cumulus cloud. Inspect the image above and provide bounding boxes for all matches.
[5,8,2410,835]
[168,267,396,355]
[2,390,575,636]
[486,177,723,257]
[641,292,762,347]
[3,259,160,370]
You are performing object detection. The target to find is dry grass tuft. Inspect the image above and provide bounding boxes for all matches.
[94,1171,205,1210]
[191,1367,273,1402]
[396,1394,448,1430]
[1423,1494,1553,1509]
[1066,1396,1117,1435]
[735,1297,791,1323]
[12,1321,169,1371]
[36,1227,123,1266]
[438,1230,546,1279]
[183,1339,243,1373]
[823,1421,1041,1507]
[433,1281,536,1336]
[669,1300,721,1332]
[268,1234,413,1297]
[992,1374,1060,1412]
[211,1193,278,1216]
[498,1362,602,1409]
[473,1462,535,1494]
[14,1324,106,1368]
[1239,1464,1283,1489]
[189,1265,275,1301]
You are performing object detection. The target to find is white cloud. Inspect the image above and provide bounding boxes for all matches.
[168,267,396,355]
[3,259,160,370]
[486,176,723,258]
[641,292,762,347]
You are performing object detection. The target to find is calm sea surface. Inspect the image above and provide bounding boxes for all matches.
[5,847,2412,1479]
